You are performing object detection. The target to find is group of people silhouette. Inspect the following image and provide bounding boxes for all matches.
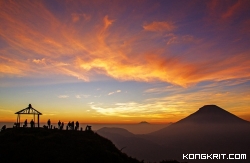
[67,121,80,130]
[20,119,34,128]
[1,119,92,132]
[45,119,81,131]
[57,120,64,130]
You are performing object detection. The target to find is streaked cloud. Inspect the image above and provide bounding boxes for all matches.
[143,21,175,32]
[58,95,69,98]
[103,15,114,29]
[0,109,14,113]
[75,95,81,99]
[71,13,91,23]
[89,99,190,120]
[144,85,181,94]
[90,83,250,120]
[221,1,243,19]
[206,0,249,22]
[108,90,121,95]
[33,58,46,65]
[0,1,250,88]
[43,113,56,116]
[75,94,90,98]
[165,34,200,45]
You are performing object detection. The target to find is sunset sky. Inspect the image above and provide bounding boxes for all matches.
[0,0,250,124]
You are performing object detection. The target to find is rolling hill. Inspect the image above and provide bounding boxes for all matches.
[97,127,166,161]
[0,128,140,163]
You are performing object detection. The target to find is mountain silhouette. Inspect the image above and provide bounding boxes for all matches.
[146,105,250,162]
[97,105,250,163]
[151,105,250,137]
[97,127,166,161]
[97,127,135,138]
[176,105,249,124]
[139,121,150,124]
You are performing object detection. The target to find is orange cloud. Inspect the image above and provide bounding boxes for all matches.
[0,55,30,77]
[71,13,91,23]
[1,1,250,88]
[166,34,199,45]
[143,21,175,32]
[206,0,249,22]
[1,1,250,124]
[221,1,242,19]
[33,58,46,65]
[103,15,114,29]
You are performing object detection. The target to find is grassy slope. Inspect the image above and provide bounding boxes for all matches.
[0,128,140,163]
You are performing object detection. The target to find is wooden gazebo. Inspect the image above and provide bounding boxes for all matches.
[15,104,42,127]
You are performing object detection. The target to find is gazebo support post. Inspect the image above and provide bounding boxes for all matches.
[16,114,18,125]
[17,114,20,127]
[38,114,40,128]
[34,114,35,127]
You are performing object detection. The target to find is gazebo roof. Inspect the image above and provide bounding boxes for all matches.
[15,104,42,115]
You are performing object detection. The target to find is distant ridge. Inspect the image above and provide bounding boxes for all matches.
[97,127,135,137]
[139,121,149,124]
[97,127,166,162]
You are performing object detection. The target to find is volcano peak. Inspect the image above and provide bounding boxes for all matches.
[197,105,226,114]
[177,105,248,124]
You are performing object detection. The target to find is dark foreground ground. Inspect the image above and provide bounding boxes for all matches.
[0,128,140,163]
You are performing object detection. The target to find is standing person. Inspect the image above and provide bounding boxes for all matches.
[67,121,71,130]
[24,119,27,127]
[75,121,79,130]
[47,119,51,129]
[58,120,61,129]
[71,121,74,130]
[30,119,34,128]
[60,122,64,130]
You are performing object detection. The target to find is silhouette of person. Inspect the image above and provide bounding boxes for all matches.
[67,121,71,130]
[24,119,27,127]
[30,119,34,128]
[71,121,74,130]
[58,120,61,128]
[85,125,91,131]
[1,125,6,131]
[60,122,64,130]
[75,121,79,130]
[14,122,19,128]
[47,119,51,129]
